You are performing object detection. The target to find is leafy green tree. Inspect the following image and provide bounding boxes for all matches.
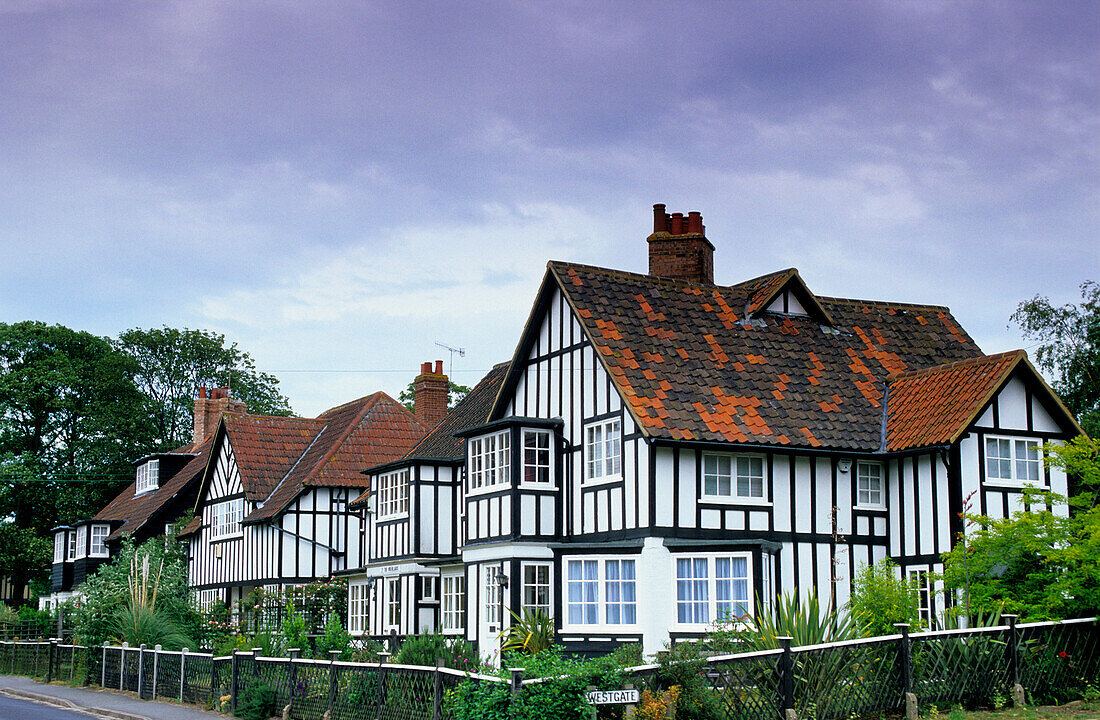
[1012,281,1099,436]
[941,437,1100,620]
[398,381,472,413]
[115,327,293,449]
[848,558,922,635]
[0,321,155,600]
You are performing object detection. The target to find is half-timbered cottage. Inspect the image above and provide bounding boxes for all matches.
[181,382,432,611]
[38,387,241,611]
[344,362,508,641]
[352,205,1083,659]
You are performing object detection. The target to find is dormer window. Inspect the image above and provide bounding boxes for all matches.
[75,526,87,558]
[136,459,160,495]
[377,469,410,519]
[90,525,109,557]
[53,532,65,563]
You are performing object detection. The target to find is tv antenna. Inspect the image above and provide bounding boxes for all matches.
[434,342,465,377]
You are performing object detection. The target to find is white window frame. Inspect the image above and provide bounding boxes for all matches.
[75,526,87,559]
[193,589,220,611]
[908,567,933,629]
[90,524,109,557]
[421,575,438,602]
[377,469,410,519]
[386,578,402,632]
[985,436,1043,486]
[484,568,502,628]
[584,418,622,485]
[701,453,768,503]
[674,553,753,629]
[66,531,76,561]
[211,498,245,540]
[521,429,554,487]
[563,556,638,630]
[348,582,367,635]
[521,562,552,616]
[468,430,511,495]
[441,572,466,634]
[136,459,160,495]
[53,532,65,563]
[856,461,885,509]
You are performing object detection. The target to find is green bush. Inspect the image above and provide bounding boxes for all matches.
[446,647,630,720]
[234,681,278,720]
[395,632,479,671]
[315,611,353,659]
[849,558,922,636]
[646,642,724,720]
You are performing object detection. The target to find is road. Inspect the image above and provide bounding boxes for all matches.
[0,691,99,719]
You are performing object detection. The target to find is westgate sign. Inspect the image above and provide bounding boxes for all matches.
[585,689,640,705]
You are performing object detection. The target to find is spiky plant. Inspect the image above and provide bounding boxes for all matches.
[501,608,555,655]
[107,551,190,649]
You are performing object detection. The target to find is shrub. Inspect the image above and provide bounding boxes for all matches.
[501,609,555,655]
[234,681,278,720]
[646,642,724,720]
[849,558,922,636]
[314,611,353,659]
[395,632,478,671]
[636,686,680,720]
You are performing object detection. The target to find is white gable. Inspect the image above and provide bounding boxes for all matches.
[766,289,808,315]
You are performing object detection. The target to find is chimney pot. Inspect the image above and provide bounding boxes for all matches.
[199,386,207,399]
[421,361,432,374]
[652,203,667,233]
[434,360,443,375]
[646,204,714,284]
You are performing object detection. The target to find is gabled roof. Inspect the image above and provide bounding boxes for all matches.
[496,261,984,452]
[195,392,426,524]
[94,437,213,543]
[885,350,1084,451]
[348,363,509,509]
[737,268,834,325]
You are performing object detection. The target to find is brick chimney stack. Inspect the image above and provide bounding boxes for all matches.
[413,360,449,430]
[647,203,715,284]
[193,386,247,444]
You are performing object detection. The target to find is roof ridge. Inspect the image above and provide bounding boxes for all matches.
[318,391,383,418]
[889,349,1025,381]
[818,295,953,312]
[549,260,744,291]
[731,267,798,291]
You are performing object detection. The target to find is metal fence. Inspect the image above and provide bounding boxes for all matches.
[620,615,1099,719]
[0,616,1096,720]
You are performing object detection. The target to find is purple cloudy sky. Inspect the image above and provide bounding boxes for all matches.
[1,1,1097,417]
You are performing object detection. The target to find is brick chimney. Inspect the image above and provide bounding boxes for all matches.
[193,386,247,444]
[413,360,448,430]
[647,203,715,284]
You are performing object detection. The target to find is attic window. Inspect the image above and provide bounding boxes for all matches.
[765,291,808,316]
[136,459,160,495]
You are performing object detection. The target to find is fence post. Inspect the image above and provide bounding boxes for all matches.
[509,667,524,697]
[180,648,188,702]
[1003,614,1026,706]
[230,650,240,713]
[152,644,161,700]
[778,636,795,720]
[120,643,128,691]
[376,651,390,716]
[137,644,147,698]
[894,623,917,720]
[101,643,107,687]
[325,649,340,717]
[433,658,444,720]
[46,640,56,683]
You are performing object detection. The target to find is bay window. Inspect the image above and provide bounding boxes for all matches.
[90,524,109,556]
[522,430,552,484]
[377,469,410,518]
[442,573,465,633]
[565,557,636,627]
[675,554,751,626]
[75,526,86,558]
[469,431,510,491]
[212,498,245,539]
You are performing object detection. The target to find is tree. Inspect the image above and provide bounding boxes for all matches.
[0,322,155,601]
[115,327,293,449]
[940,436,1100,620]
[1011,281,1099,436]
[848,558,922,635]
[398,381,471,413]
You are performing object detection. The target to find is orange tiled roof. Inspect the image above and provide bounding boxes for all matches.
[237,392,427,523]
[885,350,1024,451]
[542,262,983,451]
